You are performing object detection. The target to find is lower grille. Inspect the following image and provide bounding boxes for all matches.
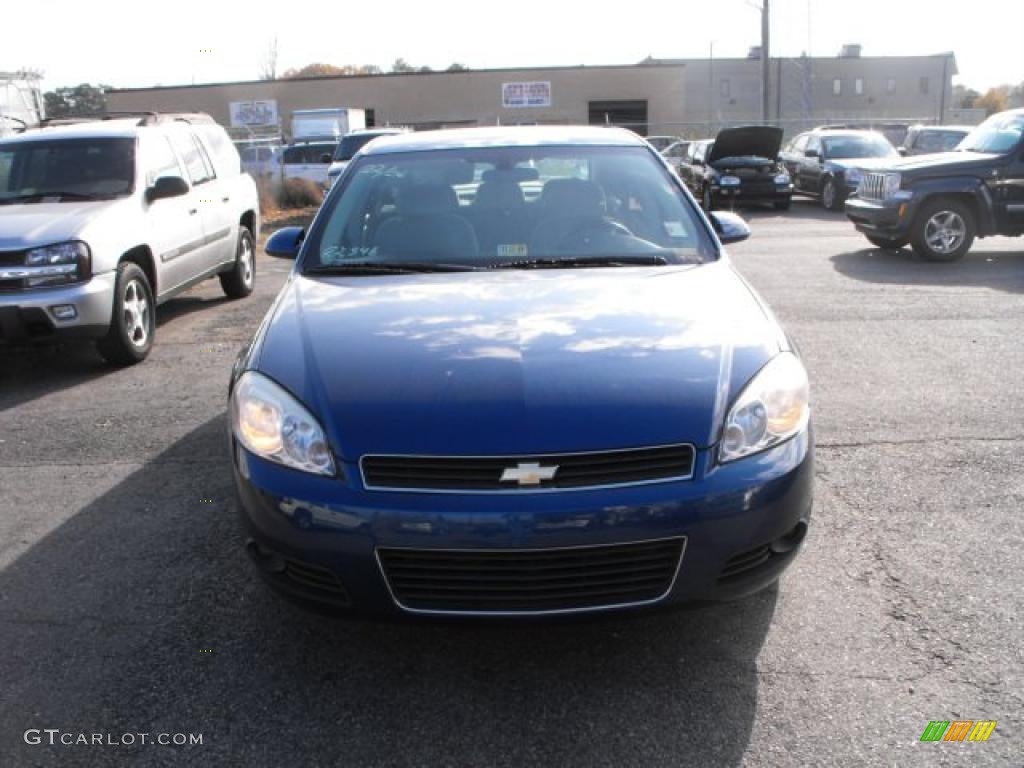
[280,558,351,604]
[718,544,772,583]
[361,444,695,492]
[377,537,685,614]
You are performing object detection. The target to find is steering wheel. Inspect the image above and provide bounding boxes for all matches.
[554,217,635,251]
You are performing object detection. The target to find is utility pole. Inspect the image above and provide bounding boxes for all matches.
[761,0,771,123]
[708,41,715,135]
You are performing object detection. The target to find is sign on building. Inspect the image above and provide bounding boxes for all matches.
[230,100,279,128]
[502,82,552,109]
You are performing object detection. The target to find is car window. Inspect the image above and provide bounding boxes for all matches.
[821,134,896,159]
[789,134,809,153]
[916,130,967,153]
[307,145,716,269]
[806,135,822,154]
[197,126,239,176]
[0,138,135,200]
[958,113,1024,154]
[145,135,184,187]
[169,129,213,185]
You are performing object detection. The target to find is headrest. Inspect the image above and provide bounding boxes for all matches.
[539,178,605,216]
[398,183,458,215]
[474,180,525,209]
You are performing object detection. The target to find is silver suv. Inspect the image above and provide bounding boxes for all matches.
[0,112,260,364]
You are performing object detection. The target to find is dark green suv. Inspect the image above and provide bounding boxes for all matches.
[845,109,1024,261]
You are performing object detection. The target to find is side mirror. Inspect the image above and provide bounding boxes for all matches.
[266,227,305,259]
[709,211,751,245]
[693,157,704,166]
[804,148,820,159]
[146,176,189,203]
[320,153,333,163]
[897,147,908,156]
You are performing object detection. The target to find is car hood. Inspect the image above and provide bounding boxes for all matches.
[873,151,1003,176]
[708,126,784,164]
[253,264,784,459]
[0,200,124,250]
[824,157,894,172]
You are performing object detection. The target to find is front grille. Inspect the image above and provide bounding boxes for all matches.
[859,172,887,201]
[361,444,695,492]
[280,558,351,605]
[377,537,686,614]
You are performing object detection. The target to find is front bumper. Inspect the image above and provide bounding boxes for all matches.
[845,196,915,238]
[711,184,793,206]
[0,272,115,344]
[232,429,814,618]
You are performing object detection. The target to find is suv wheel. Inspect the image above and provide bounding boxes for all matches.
[911,199,975,262]
[97,262,155,365]
[822,177,841,211]
[702,186,714,212]
[220,227,255,299]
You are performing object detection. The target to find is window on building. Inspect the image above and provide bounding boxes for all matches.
[719,79,731,98]
[920,77,930,95]
[887,78,897,93]
[833,78,842,96]
[855,78,864,96]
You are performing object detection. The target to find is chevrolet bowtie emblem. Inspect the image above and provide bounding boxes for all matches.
[500,462,559,486]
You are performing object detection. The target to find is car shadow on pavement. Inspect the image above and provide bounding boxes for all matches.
[831,246,1024,294]
[155,294,233,328]
[0,415,776,768]
[0,343,116,414]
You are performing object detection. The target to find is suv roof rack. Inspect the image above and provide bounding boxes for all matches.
[39,111,216,128]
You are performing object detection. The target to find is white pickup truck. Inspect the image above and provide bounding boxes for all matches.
[0,112,260,363]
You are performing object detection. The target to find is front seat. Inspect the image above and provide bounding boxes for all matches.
[374,183,479,260]
[529,178,614,254]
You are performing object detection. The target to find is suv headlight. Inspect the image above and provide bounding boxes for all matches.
[774,172,791,185]
[719,353,809,463]
[24,241,91,286]
[882,172,903,199]
[231,371,336,476]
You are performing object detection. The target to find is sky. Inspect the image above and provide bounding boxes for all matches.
[8,0,1023,92]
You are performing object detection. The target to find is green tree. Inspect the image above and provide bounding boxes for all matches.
[391,58,415,73]
[446,62,468,72]
[43,83,110,117]
[953,84,980,109]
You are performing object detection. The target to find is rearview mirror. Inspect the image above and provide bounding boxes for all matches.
[146,176,189,203]
[709,211,751,245]
[266,227,305,259]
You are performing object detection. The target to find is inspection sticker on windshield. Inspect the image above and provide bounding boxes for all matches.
[663,221,686,237]
[497,244,528,257]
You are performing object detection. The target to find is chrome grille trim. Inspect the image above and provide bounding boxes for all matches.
[859,172,887,201]
[359,443,697,494]
[375,536,687,616]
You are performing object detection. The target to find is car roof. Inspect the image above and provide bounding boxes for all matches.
[362,125,648,155]
[0,119,143,143]
[812,129,886,138]
[913,125,972,132]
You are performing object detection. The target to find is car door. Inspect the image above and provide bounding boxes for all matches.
[141,132,207,299]
[192,128,238,269]
[994,140,1024,232]
[800,134,824,192]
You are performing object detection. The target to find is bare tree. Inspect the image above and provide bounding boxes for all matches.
[259,37,279,81]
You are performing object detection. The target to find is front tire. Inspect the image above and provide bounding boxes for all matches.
[97,262,155,365]
[821,177,842,211]
[702,186,714,212]
[220,227,255,299]
[774,200,791,211]
[910,199,975,262]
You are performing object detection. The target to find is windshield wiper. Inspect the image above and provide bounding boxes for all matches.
[305,261,482,275]
[489,255,669,270]
[0,191,109,204]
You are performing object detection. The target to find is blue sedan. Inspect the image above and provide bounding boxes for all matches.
[230,126,813,618]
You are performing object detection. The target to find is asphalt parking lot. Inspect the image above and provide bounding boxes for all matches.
[0,201,1021,767]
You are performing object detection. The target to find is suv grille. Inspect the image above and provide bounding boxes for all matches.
[361,444,696,492]
[859,172,887,201]
[377,537,686,614]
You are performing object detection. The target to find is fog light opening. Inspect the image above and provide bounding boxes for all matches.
[51,304,78,321]
[770,521,807,554]
[246,539,286,574]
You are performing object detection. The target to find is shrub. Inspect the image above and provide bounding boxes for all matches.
[276,178,323,209]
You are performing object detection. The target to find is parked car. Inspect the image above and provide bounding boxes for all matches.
[0,112,259,363]
[239,142,281,181]
[325,128,409,189]
[660,140,691,163]
[281,141,337,188]
[645,135,681,153]
[846,108,1024,261]
[899,125,971,157]
[780,129,898,210]
[230,126,813,617]
[678,127,792,211]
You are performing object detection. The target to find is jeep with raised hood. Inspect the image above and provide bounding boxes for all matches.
[0,112,260,363]
[845,109,1024,261]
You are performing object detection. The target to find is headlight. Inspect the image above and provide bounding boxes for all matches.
[719,353,809,463]
[719,175,741,187]
[882,172,902,199]
[24,241,91,286]
[231,371,336,476]
[774,172,791,185]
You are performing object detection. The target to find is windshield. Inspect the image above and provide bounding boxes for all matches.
[822,135,897,160]
[0,138,135,201]
[304,145,716,271]
[282,143,336,165]
[334,133,391,162]
[958,113,1024,154]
